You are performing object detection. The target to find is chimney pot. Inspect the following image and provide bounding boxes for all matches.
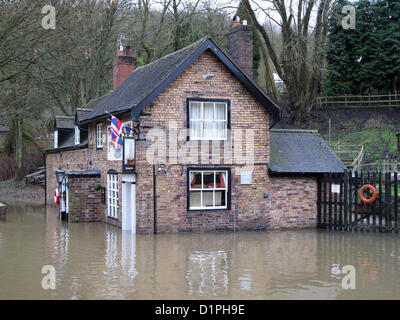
[232,15,240,28]
[125,46,133,56]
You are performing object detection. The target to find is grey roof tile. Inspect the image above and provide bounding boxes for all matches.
[55,116,75,129]
[269,129,346,173]
[81,38,207,122]
[76,108,93,123]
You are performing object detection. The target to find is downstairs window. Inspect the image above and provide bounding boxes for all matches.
[107,173,119,219]
[188,169,230,210]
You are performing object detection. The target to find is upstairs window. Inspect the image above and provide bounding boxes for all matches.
[74,126,80,145]
[189,100,228,140]
[96,123,103,148]
[54,130,58,148]
[188,169,229,210]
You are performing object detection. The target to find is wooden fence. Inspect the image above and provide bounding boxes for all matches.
[349,159,399,174]
[318,170,399,233]
[316,94,400,109]
[329,142,364,167]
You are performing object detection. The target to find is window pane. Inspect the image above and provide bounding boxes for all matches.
[203,103,214,120]
[190,120,201,138]
[190,191,202,208]
[215,103,226,120]
[203,121,213,139]
[203,191,214,207]
[190,102,201,119]
[215,191,226,207]
[215,121,226,139]
[190,172,202,189]
[203,172,214,189]
[216,172,227,189]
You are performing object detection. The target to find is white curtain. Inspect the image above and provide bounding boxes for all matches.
[203,191,214,207]
[190,102,201,138]
[203,103,214,139]
[215,103,226,139]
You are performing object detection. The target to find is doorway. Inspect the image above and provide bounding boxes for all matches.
[122,175,136,233]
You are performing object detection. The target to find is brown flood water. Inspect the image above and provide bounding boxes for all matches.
[0,200,400,300]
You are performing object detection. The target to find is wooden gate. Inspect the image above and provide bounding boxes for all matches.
[317,170,399,233]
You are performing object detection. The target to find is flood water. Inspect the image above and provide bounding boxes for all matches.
[1,201,400,300]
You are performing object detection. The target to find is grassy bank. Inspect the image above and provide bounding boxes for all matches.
[322,125,398,162]
[277,107,400,163]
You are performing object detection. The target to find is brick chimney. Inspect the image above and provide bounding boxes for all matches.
[113,45,136,90]
[228,16,253,78]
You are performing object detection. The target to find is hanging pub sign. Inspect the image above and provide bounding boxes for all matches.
[123,136,136,173]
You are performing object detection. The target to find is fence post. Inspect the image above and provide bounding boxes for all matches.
[344,169,349,230]
[317,176,322,228]
[328,173,333,229]
[394,171,398,233]
[379,171,383,231]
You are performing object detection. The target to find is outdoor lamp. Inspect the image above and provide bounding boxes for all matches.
[55,168,65,184]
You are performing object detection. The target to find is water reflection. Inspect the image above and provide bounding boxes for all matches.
[0,201,400,299]
[186,250,229,297]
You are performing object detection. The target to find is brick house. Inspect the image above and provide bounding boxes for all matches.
[45,21,345,233]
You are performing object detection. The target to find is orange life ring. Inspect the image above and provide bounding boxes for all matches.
[54,188,59,204]
[359,184,377,204]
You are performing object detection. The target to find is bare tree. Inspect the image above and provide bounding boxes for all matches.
[243,0,337,124]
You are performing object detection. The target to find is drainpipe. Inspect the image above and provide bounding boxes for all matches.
[396,133,400,163]
[153,165,157,234]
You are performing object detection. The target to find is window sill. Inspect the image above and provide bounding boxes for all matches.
[107,216,119,221]
[188,207,230,212]
[189,138,228,141]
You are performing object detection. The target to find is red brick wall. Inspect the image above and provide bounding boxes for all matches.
[228,25,253,77]
[113,56,136,90]
[267,175,318,229]
[67,175,103,222]
[46,148,88,205]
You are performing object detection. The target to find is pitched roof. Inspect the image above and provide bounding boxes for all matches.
[81,37,281,125]
[269,129,346,174]
[55,116,75,129]
[76,108,93,123]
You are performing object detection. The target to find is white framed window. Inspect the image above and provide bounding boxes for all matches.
[54,130,58,148]
[96,123,103,148]
[188,170,229,210]
[189,100,228,140]
[74,125,80,145]
[107,173,119,219]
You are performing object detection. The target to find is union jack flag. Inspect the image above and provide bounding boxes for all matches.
[107,111,132,145]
